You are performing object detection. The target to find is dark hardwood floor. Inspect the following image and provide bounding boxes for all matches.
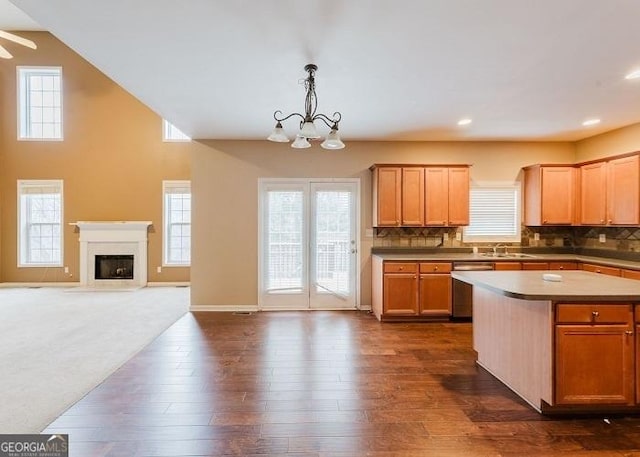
[45,310,640,456]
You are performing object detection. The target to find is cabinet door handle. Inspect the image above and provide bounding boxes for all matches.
[626,331,634,336]
[434,266,438,271]
[399,267,403,270]
[591,310,599,321]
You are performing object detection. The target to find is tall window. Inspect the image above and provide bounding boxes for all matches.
[18,180,63,267]
[18,67,63,140]
[163,181,191,266]
[463,182,521,243]
[162,120,191,142]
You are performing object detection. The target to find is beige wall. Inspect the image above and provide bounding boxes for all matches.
[575,122,640,162]
[0,32,192,283]
[192,140,575,308]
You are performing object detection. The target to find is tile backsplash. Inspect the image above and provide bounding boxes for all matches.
[373,226,640,252]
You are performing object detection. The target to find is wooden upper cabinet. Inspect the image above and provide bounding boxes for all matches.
[524,165,575,225]
[580,161,607,225]
[424,167,449,226]
[607,155,639,225]
[373,166,401,226]
[448,167,470,226]
[372,164,470,227]
[401,167,424,226]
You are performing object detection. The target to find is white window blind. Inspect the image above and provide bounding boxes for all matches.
[265,189,304,293]
[18,180,63,266]
[163,181,191,265]
[18,66,63,140]
[163,120,191,141]
[463,182,521,243]
[314,190,352,296]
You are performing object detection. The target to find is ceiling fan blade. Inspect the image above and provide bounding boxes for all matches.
[0,30,37,49]
[0,44,13,59]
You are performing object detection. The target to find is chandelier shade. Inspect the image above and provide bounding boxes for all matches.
[267,64,344,149]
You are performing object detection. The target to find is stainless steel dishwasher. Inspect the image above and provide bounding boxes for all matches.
[452,262,494,319]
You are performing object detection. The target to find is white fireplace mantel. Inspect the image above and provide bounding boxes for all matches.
[72,221,152,288]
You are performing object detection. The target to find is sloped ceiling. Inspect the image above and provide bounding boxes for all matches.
[6,0,640,142]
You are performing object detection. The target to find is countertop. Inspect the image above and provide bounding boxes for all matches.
[451,270,640,301]
[372,252,640,271]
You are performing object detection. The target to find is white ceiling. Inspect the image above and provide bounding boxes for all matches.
[5,0,640,142]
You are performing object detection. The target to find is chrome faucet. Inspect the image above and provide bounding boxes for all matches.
[493,244,508,256]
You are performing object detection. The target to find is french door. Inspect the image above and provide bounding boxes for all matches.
[259,179,359,309]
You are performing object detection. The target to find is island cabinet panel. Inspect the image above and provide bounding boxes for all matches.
[524,165,575,226]
[555,303,634,406]
[401,167,424,226]
[373,167,402,226]
[579,161,607,225]
[424,168,449,226]
[607,155,640,225]
[418,262,452,317]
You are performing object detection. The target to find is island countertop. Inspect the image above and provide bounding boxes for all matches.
[451,270,640,301]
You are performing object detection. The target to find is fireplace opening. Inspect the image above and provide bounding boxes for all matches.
[95,255,134,280]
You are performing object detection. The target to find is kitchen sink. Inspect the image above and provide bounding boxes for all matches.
[479,252,538,259]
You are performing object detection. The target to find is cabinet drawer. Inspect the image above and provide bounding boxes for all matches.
[581,264,621,276]
[419,262,452,273]
[556,304,632,324]
[549,262,578,271]
[622,269,640,281]
[522,262,549,270]
[383,262,417,273]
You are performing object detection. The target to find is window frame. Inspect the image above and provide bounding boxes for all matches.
[162,119,191,142]
[17,179,64,268]
[463,181,522,243]
[17,66,64,141]
[162,180,191,267]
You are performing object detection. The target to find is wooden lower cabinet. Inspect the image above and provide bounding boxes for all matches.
[581,263,621,276]
[381,261,451,319]
[419,262,452,316]
[522,262,549,270]
[555,303,635,406]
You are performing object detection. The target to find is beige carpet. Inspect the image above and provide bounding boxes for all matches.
[0,286,189,433]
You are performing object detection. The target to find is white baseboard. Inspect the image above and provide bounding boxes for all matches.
[147,282,190,288]
[0,282,81,288]
[190,304,259,312]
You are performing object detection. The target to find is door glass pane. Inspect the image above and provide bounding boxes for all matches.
[266,190,304,293]
[314,190,352,295]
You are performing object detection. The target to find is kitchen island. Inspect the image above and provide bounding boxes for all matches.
[452,270,640,414]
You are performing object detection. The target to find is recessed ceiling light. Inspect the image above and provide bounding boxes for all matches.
[457,118,472,126]
[582,118,601,126]
[625,69,640,80]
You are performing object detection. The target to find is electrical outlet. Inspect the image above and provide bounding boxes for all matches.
[455,231,462,241]
[534,233,540,241]
[599,234,606,243]
[64,266,69,274]
[443,233,449,241]
[157,266,162,273]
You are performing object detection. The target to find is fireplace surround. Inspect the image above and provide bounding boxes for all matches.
[73,221,152,288]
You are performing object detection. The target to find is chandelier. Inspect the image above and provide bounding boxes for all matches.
[267,64,345,149]
[0,31,37,59]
